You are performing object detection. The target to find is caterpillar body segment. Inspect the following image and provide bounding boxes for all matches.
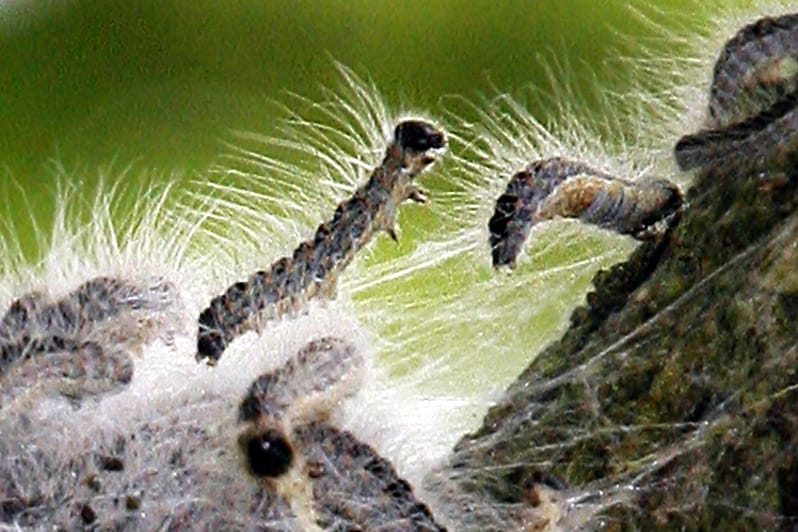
[675,86,798,171]
[489,158,683,268]
[196,120,446,365]
[708,13,798,129]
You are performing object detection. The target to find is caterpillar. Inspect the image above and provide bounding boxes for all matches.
[0,340,134,411]
[0,276,177,404]
[196,119,447,365]
[238,336,364,429]
[675,13,798,172]
[237,336,444,530]
[0,276,176,367]
[488,157,683,268]
[293,421,445,531]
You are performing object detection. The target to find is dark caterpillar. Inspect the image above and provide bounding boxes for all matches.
[675,13,798,171]
[239,336,362,426]
[237,337,444,530]
[295,421,446,531]
[196,119,447,365]
[237,336,359,482]
[489,157,683,268]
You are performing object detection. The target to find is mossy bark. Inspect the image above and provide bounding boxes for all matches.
[432,156,798,530]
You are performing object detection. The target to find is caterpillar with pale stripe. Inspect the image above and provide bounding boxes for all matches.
[196,119,447,365]
[675,13,798,172]
[237,337,444,531]
[488,157,683,268]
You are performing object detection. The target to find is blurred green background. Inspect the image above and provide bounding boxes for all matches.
[0,1,710,241]
[0,0,704,168]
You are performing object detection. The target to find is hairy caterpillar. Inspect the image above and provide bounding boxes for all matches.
[237,337,444,530]
[238,336,364,479]
[0,66,461,530]
[239,337,363,430]
[0,276,177,407]
[488,157,683,268]
[675,12,798,172]
[196,120,447,366]
[424,7,798,531]
[1,341,134,413]
[3,3,791,530]
[293,422,445,531]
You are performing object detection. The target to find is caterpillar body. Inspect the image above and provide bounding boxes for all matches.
[0,276,177,406]
[675,13,798,172]
[488,157,683,268]
[237,337,444,531]
[239,336,364,426]
[293,421,445,531]
[196,120,447,365]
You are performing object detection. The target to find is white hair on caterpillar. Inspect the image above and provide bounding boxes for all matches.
[1,2,794,528]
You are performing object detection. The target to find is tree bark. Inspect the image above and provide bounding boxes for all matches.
[429,155,798,530]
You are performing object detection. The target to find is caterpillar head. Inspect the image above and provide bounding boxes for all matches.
[394,119,447,172]
[239,424,295,478]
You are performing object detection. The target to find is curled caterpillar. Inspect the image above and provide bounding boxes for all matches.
[239,336,363,427]
[238,337,364,479]
[196,119,447,365]
[488,157,683,268]
[236,337,443,530]
[675,13,798,171]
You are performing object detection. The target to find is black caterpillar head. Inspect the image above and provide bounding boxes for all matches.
[394,120,446,153]
[488,192,521,268]
[242,427,294,478]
